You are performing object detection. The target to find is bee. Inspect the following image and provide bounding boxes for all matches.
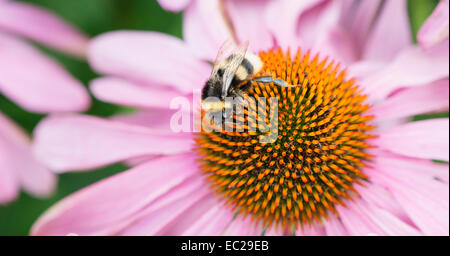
[201,40,295,114]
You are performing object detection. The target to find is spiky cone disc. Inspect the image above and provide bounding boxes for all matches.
[196,48,376,231]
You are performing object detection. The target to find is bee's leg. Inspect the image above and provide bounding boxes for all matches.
[233,90,247,105]
[251,76,274,84]
[252,76,297,87]
[238,80,252,92]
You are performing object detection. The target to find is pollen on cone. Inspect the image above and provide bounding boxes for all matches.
[196,48,375,230]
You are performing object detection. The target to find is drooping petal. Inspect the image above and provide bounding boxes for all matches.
[368,158,449,235]
[157,0,191,12]
[314,25,357,66]
[355,200,422,236]
[322,215,349,236]
[373,150,449,183]
[179,202,234,236]
[113,110,183,132]
[0,1,88,57]
[345,0,382,57]
[418,0,449,49]
[0,140,19,204]
[0,113,55,200]
[268,0,357,65]
[362,0,411,62]
[265,0,324,49]
[90,77,186,110]
[297,224,326,236]
[356,183,411,224]
[32,114,193,172]
[369,79,449,122]
[31,153,200,236]
[295,0,343,50]
[347,60,384,80]
[373,118,449,161]
[225,0,273,53]
[222,217,264,236]
[0,137,57,198]
[0,33,90,113]
[88,31,211,93]
[337,201,386,235]
[339,196,419,236]
[383,186,449,236]
[361,43,449,101]
[118,174,212,235]
[183,0,233,61]
[369,151,449,207]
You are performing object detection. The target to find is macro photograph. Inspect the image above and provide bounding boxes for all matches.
[0,0,449,242]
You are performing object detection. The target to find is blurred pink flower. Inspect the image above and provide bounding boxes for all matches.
[32,0,448,235]
[0,0,90,203]
[418,0,449,49]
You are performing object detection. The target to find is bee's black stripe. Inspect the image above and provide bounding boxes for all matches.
[241,58,254,76]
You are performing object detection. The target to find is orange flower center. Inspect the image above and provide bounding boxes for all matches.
[196,48,376,230]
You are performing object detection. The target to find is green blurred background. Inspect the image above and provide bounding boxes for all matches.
[0,0,444,235]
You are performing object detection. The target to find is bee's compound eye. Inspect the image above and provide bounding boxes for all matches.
[218,69,224,77]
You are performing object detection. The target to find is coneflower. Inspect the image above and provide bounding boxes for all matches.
[31,0,448,236]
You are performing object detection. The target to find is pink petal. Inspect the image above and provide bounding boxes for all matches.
[32,114,193,172]
[373,119,449,161]
[368,159,449,235]
[0,33,90,113]
[0,113,56,199]
[418,0,449,49]
[297,224,326,236]
[346,0,382,57]
[356,183,412,225]
[88,31,211,93]
[361,43,449,101]
[338,201,386,235]
[369,151,449,207]
[157,0,191,12]
[341,196,420,236]
[265,228,285,236]
[355,200,422,236]
[314,25,357,66]
[179,203,235,236]
[272,1,357,65]
[31,153,200,236]
[323,215,349,236]
[384,188,449,236]
[123,155,159,167]
[90,77,186,110]
[162,196,224,236]
[362,0,411,61]
[0,111,29,146]
[122,191,225,236]
[225,0,273,53]
[222,217,264,236]
[118,175,212,235]
[0,1,88,57]
[183,0,234,61]
[265,0,324,49]
[295,0,342,49]
[347,60,384,80]
[0,138,19,204]
[369,79,449,121]
[113,110,182,132]
[375,150,449,183]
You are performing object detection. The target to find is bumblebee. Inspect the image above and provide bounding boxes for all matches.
[201,40,295,113]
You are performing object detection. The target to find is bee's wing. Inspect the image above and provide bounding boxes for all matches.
[221,41,248,98]
[208,39,235,80]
